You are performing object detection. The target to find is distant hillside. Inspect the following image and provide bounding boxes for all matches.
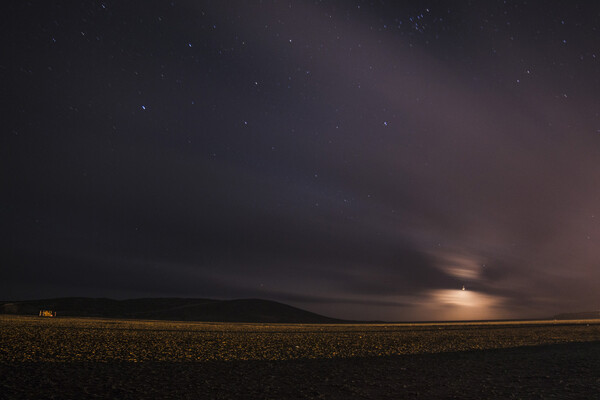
[552,311,600,320]
[0,297,347,323]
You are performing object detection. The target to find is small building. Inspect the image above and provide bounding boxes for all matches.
[39,310,56,317]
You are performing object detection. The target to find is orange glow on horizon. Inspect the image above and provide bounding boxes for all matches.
[420,289,509,321]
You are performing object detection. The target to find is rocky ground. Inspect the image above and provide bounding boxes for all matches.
[1,316,600,398]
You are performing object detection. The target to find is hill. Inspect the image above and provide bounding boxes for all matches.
[0,297,347,323]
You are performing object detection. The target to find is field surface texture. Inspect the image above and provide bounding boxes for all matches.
[1,315,600,398]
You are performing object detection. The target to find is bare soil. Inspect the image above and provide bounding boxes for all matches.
[2,316,599,399]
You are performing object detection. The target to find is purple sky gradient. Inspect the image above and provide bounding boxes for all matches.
[3,1,600,320]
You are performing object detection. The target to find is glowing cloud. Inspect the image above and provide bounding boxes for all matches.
[418,289,510,321]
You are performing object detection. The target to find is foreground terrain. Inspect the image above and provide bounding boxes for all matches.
[1,315,600,398]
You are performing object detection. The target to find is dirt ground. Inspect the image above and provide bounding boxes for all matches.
[1,316,600,399]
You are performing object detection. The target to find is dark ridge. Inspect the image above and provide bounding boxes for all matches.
[0,297,348,323]
[552,311,600,320]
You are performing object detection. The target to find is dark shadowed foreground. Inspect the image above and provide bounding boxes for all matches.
[2,316,600,399]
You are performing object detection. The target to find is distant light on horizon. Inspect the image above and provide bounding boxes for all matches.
[422,289,509,321]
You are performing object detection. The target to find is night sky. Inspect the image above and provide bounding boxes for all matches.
[4,1,600,321]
